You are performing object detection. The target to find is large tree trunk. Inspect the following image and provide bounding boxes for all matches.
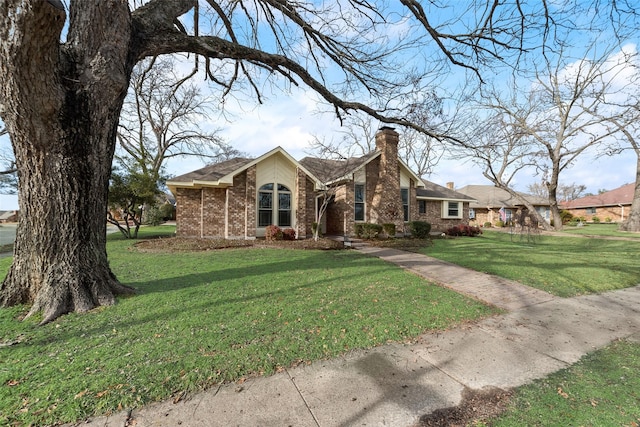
[0,1,135,323]
[620,155,640,232]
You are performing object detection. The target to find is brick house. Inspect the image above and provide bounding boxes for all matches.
[561,183,634,223]
[167,127,474,239]
[456,185,550,226]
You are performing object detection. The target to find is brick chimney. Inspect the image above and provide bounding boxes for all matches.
[369,127,404,229]
[446,182,454,190]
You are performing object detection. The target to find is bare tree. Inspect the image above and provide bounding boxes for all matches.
[464,110,554,230]
[477,44,632,230]
[0,1,631,323]
[309,109,444,177]
[0,123,17,193]
[599,111,640,232]
[117,56,240,181]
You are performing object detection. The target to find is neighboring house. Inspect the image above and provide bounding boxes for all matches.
[456,185,550,226]
[167,127,474,239]
[561,183,634,222]
[0,210,18,223]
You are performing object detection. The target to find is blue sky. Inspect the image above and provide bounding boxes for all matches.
[0,1,638,200]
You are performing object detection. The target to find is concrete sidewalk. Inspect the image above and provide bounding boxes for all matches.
[77,248,640,427]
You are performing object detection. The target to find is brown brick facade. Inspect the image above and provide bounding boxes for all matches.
[369,128,404,230]
[415,200,469,233]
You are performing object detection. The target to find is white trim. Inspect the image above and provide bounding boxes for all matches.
[441,201,463,219]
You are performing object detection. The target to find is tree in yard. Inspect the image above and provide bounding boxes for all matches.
[0,1,628,323]
[107,167,162,239]
[117,56,241,183]
[309,100,445,178]
[462,109,554,230]
[598,108,640,232]
[0,125,17,193]
[475,43,635,230]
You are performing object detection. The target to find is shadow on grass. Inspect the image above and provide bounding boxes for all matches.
[28,251,392,344]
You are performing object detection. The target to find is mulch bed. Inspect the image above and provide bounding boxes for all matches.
[133,236,345,252]
[415,386,513,427]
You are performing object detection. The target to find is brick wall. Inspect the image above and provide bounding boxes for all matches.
[226,171,248,239]
[176,188,202,237]
[369,127,404,229]
[201,187,226,238]
[414,200,469,233]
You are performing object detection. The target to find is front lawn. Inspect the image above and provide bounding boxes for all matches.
[421,230,640,297]
[562,222,640,238]
[0,228,496,426]
[490,339,640,426]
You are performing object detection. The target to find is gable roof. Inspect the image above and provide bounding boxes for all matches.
[299,151,425,187]
[299,152,379,183]
[166,147,324,193]
[457,185,548,208]
[561,183,635,209]
[417,182,475,202]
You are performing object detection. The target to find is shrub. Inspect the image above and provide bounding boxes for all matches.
[495,220,505,228]
[382,223,396,238]
[355,223,382,239]
[265,225,283,241]
[605,217,612,223]
[144,205,164,226]
[592,216,600,223]
[446,224,483,237]
[408,221,431,239]
[282,228,297,240]
[560,210,574,224]
[483,221,492,228]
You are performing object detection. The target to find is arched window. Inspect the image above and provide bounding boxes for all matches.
[258,183,291,227]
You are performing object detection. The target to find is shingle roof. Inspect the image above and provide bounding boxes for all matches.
[169,157,254,183]
[561,183,635,208]
[456,185,548,208]
[298,152,379,183]
[417,182,475,201]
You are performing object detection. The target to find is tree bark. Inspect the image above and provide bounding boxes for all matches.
[620,155,640,232]
[0,1,135,323]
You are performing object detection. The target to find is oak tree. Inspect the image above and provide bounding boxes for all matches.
[0,0,583,322]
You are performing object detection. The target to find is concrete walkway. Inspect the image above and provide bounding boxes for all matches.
[75,247,640,427]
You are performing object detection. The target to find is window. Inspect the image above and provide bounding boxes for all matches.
[258,184,273,227]
[586,207,596,214]
[354,184,365,221]
[469,208,475,220]
[419,200,427,214]
[442,201,462,219]
[278,184,291,227]
[401,188,409,221]
[258,183,291,227]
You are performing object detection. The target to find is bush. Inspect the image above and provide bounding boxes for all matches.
[483,221,492,228]
[382,223,396,238]
[265,225,283,241]
[446,224,483,237]
[592,216,600,223]
[560,210,574,224]
[144,205,165,226]
[495,220,505,228]
[355,223,383,239]
[408,221,431,239]
[282,228,297,240]
[605,217,612,223]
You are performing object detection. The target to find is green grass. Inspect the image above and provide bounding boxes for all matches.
[490,339,640,426]
[422,230,640,297]
[562,222,640,238]
[0,227,496,426]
